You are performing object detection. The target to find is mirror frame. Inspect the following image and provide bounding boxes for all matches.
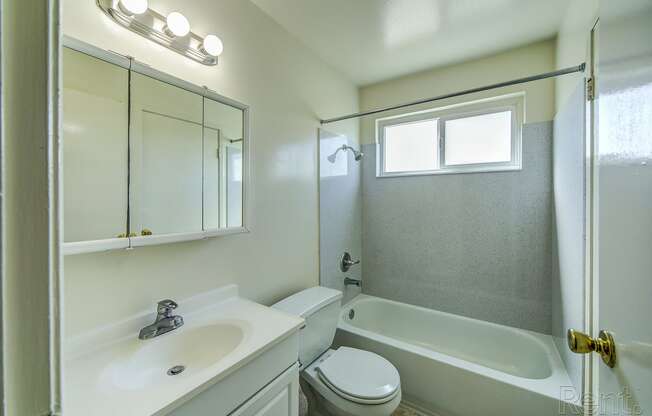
[62,36,251,255]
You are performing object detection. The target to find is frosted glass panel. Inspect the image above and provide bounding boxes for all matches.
[444,111,512,166]
[384,119,438,172]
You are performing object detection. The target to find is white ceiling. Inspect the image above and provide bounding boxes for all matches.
[250,0,570,86]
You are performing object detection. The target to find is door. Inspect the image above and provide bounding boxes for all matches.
[138,111,203,233]
[592,2,652,414]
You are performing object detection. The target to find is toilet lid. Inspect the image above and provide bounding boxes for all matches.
[315,347,400,404]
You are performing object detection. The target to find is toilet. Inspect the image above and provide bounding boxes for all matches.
[273,287,401,416]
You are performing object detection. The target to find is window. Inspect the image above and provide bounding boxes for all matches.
[377,95,522,177]
[384,118,438,173]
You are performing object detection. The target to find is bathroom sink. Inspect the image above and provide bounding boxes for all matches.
[103,323,245,391]
[64,285,304,416]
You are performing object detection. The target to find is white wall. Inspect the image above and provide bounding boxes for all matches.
[62,0,358,336]
[555,0,598,111]
[359,39,556,144]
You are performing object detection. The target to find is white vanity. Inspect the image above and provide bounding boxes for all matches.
[61,37,295,416]
[64,285,303,416]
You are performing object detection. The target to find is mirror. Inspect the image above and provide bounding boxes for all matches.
[62,47,129,243]
[62,39,248,254]
[129,72,204,236]
[203,98,245,229]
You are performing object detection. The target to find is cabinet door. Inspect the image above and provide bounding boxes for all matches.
[231,365,299,416]
[203,97,245,229]
[129,71,204,237]
[62,47,129,244]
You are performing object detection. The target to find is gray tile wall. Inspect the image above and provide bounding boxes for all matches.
[361,121,554,334]
[552,82,586,393]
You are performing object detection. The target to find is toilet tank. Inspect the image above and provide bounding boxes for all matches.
[272,287,343,368]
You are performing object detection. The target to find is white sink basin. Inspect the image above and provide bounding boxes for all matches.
[64,285,304,416]
[104,323,245,391]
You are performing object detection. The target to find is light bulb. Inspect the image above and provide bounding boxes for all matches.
[200,34,223,57]
[164,12,190,37]
[118,0,148,15]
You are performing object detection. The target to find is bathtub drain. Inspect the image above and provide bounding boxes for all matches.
[348,309,355,320]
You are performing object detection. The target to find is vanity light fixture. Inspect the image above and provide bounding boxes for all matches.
[118,0,148,15]
[96,0,221,65]
[164,12,190,37]
[200,34,224,57]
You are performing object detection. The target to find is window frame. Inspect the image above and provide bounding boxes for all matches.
[376,94,523,178]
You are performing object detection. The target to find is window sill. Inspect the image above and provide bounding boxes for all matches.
[376,164,522,178]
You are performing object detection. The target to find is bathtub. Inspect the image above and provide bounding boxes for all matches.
[334,295,581,416]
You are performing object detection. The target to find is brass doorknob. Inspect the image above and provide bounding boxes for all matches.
[567,329,616,368]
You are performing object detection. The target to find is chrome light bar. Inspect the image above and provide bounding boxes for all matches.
[96,0,218,66]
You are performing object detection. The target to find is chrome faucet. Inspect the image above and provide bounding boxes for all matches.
[344,277,361,287]
[139,299,184,340]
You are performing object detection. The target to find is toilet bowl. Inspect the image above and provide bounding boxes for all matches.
[301,348,401,416]
[272,287,401,416]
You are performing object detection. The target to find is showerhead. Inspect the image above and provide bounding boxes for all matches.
[327,144,364,163]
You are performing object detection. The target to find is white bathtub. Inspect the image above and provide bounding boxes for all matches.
[334,295,581,416]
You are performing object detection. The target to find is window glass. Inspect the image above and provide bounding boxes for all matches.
[444,111,512,166]
[384,119,438,173]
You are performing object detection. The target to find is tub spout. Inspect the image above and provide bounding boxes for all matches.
[344,277,361,287]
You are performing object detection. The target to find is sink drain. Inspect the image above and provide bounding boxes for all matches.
[167,365,185,376]
[348,309,355,320]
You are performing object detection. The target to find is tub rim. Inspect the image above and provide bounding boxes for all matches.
[337,294,579,404]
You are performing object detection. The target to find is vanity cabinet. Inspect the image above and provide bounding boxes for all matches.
[166,332,300,416]
[230,365,299,416]
[167,366,299,416]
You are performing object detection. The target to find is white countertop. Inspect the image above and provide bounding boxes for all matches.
[64,285,303,416]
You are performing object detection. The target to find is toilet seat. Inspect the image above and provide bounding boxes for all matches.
[315,347,400,405]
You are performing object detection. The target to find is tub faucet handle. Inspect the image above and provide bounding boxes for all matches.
[340,252,360,272]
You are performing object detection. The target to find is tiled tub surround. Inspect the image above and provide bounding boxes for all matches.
[361,121,554,334]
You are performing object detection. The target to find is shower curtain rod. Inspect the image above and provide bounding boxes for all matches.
[320,63,586,124]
